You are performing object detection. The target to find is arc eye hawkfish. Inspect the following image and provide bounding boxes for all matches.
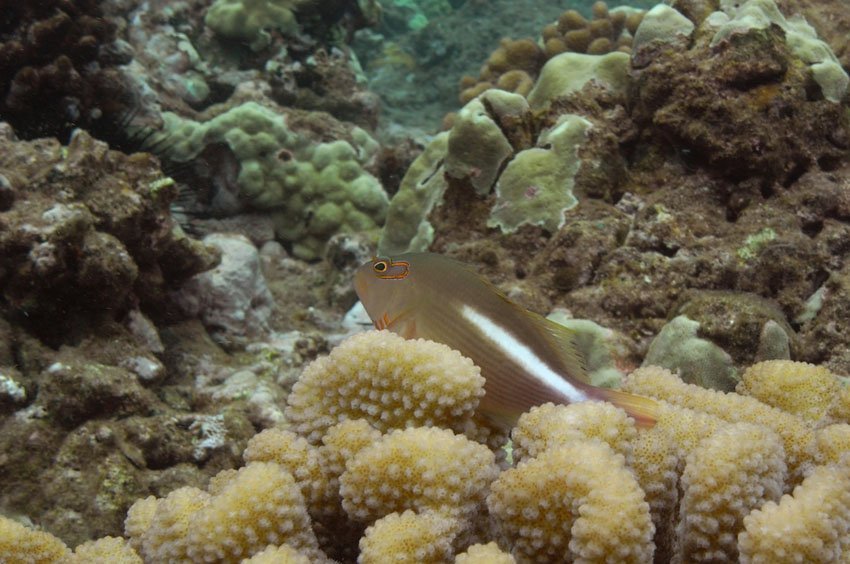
[354,252,659,428]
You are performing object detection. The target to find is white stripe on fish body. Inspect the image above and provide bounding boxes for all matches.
[460,304,587,403]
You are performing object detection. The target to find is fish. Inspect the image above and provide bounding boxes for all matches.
[354,252,660,429]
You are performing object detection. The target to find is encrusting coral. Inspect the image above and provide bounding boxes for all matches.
[205,0,307,50]
[3,331,850,562]
[149,100,388,261]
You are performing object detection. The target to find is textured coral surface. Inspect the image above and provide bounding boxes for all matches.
[3,333,849,562]
[1,0,850,560]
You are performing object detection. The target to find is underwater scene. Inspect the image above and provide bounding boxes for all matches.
[1,0,849,561]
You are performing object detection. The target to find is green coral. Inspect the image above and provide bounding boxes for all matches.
[205,0,304,50]
[643,315,738,391]
[737,228,777,261]
[487,114,590,234]
[377,132,448,255]
[527,52,631,110]
[444,96,516,196]
[158,102,388,260]
[378,49,630,251]
[546,313,627,388]
[632,4,694,51]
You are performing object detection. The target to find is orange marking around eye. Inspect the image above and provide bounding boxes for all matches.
[375,259,410,280]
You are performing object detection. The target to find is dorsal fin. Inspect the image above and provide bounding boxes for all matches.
[536,314,591,385]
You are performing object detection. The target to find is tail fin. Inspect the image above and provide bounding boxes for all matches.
[591,388,660,429]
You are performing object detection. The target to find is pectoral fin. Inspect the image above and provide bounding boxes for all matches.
[374,309,417,339]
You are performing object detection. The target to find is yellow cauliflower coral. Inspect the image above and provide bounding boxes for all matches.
[826,384,850,423]
[624,365,816,481]
[676,423,786,562]
[511,401,636,463]
[243,427,335,520]
[738,463,850,563]
[359,509,461,564]
[487,440,654,563]
[340,427,499,523]
[319,419,382,480]
[737,360,839,421]
[285,330,485,442]
[185,462,320,562]
[629,426,679,558]
[653,402,724,457]
[455,542,517,563]
[241,543,312,564]
[66,537,141,563]
[129,486,210,562]
[124,495,158,554]
[814,423,850,465]
[0,515,69,563]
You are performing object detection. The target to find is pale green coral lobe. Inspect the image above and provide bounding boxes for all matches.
[643,315,738,391]
[488,114,590,234]
[527,52,631,110]
[378,132,449,255]
[153,102,387,260]
[205,0,301,50]
[737,228,777,261]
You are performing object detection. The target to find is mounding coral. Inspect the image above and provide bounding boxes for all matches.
[3,331,848,562]
[205,0,306,50]
[147,100,388,260]
[459,1,645,104]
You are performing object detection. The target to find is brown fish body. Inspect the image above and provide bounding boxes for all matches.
[355,252,658,428]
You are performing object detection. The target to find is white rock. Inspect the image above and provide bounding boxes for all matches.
[175,233,273,349]
[121,355,165,384]
[124,309,164,354]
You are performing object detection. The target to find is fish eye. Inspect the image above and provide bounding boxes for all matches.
[373,260,388,273]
